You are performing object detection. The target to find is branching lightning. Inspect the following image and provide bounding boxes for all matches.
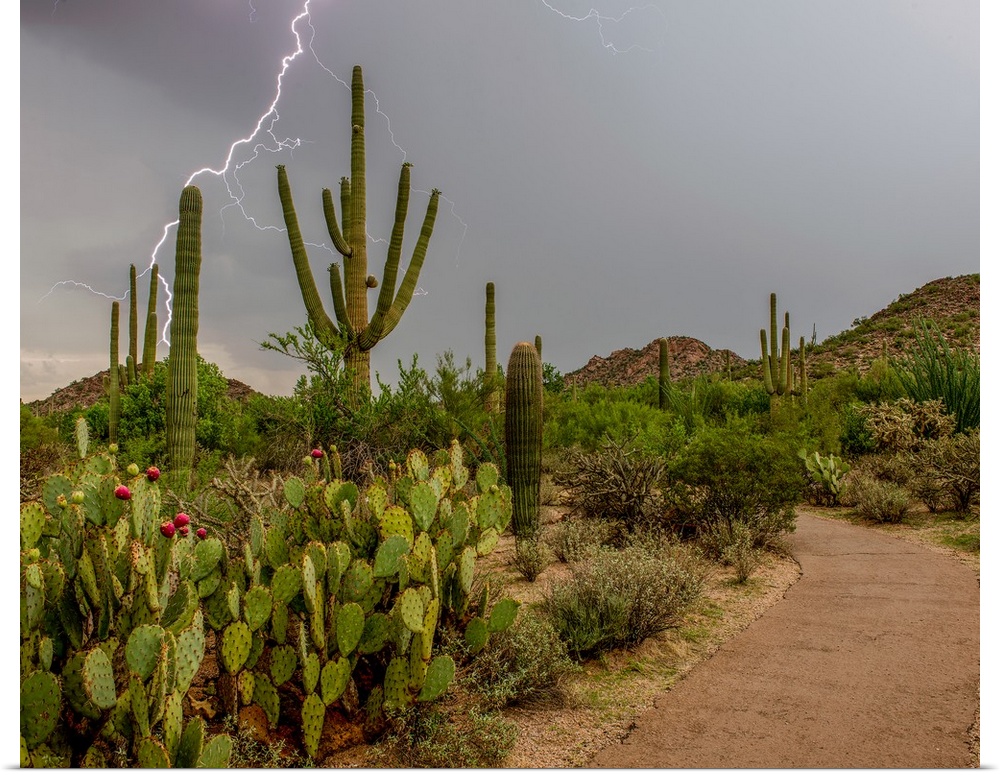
[540,1,668,54]
[41,0,468,342]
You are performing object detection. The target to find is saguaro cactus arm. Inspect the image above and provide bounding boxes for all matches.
[276,164,341,346]
[141,264,159,375]
[321,187,352,257]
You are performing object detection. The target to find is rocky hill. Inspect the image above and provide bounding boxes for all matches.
[27,372,257,417]
[565,274,979,388]
[566,336,745,389]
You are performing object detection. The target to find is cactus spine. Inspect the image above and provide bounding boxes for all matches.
[504,342,543,539]
[658,337,671,410]
[485,282,498,412]
[276,65,440,402]
[109,302,121,444]
[166,186,202,489]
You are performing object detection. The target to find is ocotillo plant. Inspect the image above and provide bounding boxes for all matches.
[484,282,498,412]
[505,342,543,540]
[658,337,671,410]
[276,65,440,402]
[166,186,202,490]
[108,302,121,444]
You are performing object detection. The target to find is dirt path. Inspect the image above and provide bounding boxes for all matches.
[588,511,980,768]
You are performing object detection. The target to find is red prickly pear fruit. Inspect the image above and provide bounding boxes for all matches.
[160,521,176,538]
[173,513,191,528]
[146,467,161,482]
[178,525,190,537]
[114,485,131,500]
[311,448,324,459]
[196,527,207,539]
[126,463,140,477]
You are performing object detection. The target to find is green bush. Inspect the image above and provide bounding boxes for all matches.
[463,608,576,709]
[904,429,979,513]
[843,473,910,523]
[546,517,623,562]
[373,707,518,768]
[665,417,803,546]
[698,520,763,583]
[543,539,705,657]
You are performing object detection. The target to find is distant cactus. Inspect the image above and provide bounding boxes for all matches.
[166,186,202,489]
[505,342,543,540]
[141,264,159,377]
[658,337,671,410]
[485,282,498,412]
[276,65,439,402]
[534,334,542,360]
[760,293,807,415]
[128,264,139,381]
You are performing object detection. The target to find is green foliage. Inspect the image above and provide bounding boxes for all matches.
[553,436,668,529]
[463,608,576,709]
[842,473,910,523]
[373,706,517,768]
[903,430,979,513]
[546,517,622,563]
[890,319,979,433]
[543,537,705,657]
[20,403,62,454]
[665,417,803,546]
[698,520,763,583]
[19,419,229,767]
[853,398,955,454]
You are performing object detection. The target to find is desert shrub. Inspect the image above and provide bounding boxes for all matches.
[553,436,667,530]
[664,417,803,546]
[373,707,517,768]
[843,473,911,523]
[543,540,705,657]
[546,517,624,562]
[903,429,979,513]
[853,398,955,454]
[543,385,673,452]
[699,520,763,583]
[512,537,552,582]
[840,402,877,456]
[463,608,576,709]
[891,319,979,433]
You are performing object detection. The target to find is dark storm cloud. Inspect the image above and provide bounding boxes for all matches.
[19,0,980,402]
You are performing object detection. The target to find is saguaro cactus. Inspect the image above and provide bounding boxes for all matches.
[108,302,121,444]
[128,264,139,383]
[166,186,203,489]
[276,65,440,402]
[658,337,671,410]
[141,264,159,377]
[504,342,543,539]
[534,334,542,360]
[485,282,498,412]
[760,292,806,415]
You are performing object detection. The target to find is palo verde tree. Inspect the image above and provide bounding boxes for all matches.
[276,65,440,403]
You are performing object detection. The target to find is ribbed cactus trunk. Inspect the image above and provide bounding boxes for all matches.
[658,337,671,410]
[166,186,202,490]
[505,342,543,540]
[276,65,440,406]
[128,264,138,383]
[142,264,159,376]
[534,334,542,360]
[484,282,498,412]
[108,301,121,444]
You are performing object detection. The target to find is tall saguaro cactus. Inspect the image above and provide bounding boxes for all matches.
[276,65,440,401]
[128,264,139,383]
[141,264,159,377]
[505,342,543,540]
[658,337,671,410]
[108,302,121,444]
[166,186,203,489]
[484,282,498,412]
[760,292,806,416]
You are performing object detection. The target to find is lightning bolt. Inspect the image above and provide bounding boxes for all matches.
[540,1,669,54]
[41,0,468,340]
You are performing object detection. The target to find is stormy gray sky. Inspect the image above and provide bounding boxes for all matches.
[19,0,981,402]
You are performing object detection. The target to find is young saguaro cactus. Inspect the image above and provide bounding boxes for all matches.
[166,186,203,489]
[484,282,498,412]
[109,302,121,444]
[276,65,440,402]
[141,264,159,377]
[658,337,671,411]
[505,342,543,540]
